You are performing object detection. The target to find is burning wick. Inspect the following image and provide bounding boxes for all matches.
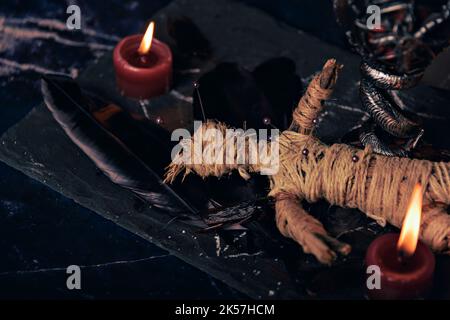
[138,21,155,63]
[397,183,423,263]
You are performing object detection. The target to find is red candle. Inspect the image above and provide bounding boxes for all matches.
[113,22,172,99]
[365,184,435,300]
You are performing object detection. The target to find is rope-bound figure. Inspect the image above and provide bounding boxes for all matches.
[165,59,450,265]
[333,0,450,156]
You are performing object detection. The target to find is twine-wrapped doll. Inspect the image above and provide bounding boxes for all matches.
[165,59,450,264]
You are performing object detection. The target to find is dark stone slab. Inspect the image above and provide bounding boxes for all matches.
[1,0,449,299]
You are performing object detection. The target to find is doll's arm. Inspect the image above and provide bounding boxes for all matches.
[275,194,351,265]
[289,59,342,135]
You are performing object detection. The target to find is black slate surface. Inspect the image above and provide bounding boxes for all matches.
[1,0,449,299]
[0,0,245,299]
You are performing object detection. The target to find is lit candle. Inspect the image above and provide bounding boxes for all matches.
[365,184,435,300]
[113,21,172,99]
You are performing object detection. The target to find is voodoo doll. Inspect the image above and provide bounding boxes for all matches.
[165,59,450,264]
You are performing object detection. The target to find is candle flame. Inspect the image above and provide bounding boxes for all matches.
[138,22,155,55]
[397,183,423,257]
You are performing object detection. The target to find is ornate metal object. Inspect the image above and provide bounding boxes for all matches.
[334,0,450,156]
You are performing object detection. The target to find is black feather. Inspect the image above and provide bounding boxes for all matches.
[202,198,268,226]
[41,74,197,215]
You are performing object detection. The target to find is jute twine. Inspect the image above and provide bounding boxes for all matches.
[164,59,450,256]
[269,131,450,252]
[165,120,450,252]
[165,121,263,183]
[292,59,338,134]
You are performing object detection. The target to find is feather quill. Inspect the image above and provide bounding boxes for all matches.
[41,74,197,215]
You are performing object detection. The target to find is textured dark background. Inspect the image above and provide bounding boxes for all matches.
[0,0,448,299]
[0,0,342,300]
